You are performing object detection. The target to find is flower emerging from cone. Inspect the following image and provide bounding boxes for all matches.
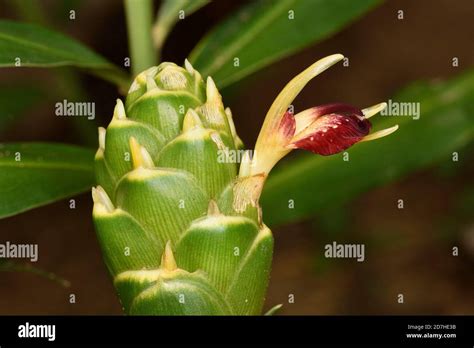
[246,54,398,177]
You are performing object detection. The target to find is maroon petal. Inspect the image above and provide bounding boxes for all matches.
[310,103,364,118]
[291,105,371,156]
[278,110,296,140]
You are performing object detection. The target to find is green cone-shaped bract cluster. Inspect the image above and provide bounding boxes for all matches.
[93,61,273,315]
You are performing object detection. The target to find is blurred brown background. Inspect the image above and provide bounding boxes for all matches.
[0,0,473,314]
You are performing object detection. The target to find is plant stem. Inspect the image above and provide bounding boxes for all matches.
[124,0,156,76]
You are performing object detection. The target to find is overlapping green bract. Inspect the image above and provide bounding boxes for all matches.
[92,61,273,315]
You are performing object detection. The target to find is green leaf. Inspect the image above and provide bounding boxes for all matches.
[0,85,44,132]
[0,20,130,89]
[153,0,210,53]
[189,0,381,87]
[0,143,95,219]
[261,70,474,226]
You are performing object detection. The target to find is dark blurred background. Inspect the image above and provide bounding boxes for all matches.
[0,0,473,314]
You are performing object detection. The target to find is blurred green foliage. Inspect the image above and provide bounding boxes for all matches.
[191,0,381,87]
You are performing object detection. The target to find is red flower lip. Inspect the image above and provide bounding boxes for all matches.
[288,103,372,156]
[278,110,297,140]
[248,54,398,177]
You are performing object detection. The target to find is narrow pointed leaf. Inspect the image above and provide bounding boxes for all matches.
[0,143,95,218]
[0,20,129,89]
[190,0,381,87]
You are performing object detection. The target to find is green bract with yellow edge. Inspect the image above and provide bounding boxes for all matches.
[92,55,397,315]
[92,60,273,315]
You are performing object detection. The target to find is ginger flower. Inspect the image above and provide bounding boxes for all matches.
[247,54,398,177]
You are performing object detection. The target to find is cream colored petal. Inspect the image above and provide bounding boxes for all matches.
[252,54,344,175]
[294,108,317,134]
[362,102,387,119]
[360,125,399,142]
[255,54,344,149]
